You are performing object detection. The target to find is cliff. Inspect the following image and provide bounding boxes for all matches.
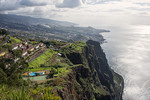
[48,40,124,100]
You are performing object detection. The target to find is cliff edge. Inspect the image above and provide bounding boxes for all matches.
[49,40,124,100]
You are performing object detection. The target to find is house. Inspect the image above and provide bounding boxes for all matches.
[57,53,62,56]
[28,48,34,52]
[0,52,6,57]
[19,44,23,48]
[27,44,32,48]
[24,42,28,46]
[12,45,18,50]
[22,51,28,56]
[39,43,44,47]
[35,45,39,49]
[12,43,21,50]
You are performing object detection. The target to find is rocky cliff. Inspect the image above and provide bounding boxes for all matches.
[48,40,124,100]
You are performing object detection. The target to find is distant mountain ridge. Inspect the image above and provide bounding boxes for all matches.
[0,14,109,42]
[0,14,76,26]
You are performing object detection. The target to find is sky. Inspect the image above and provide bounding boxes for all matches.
[0,0,150,27]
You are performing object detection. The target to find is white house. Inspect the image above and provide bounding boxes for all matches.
[22,51,28,56]
[12,46,18,50]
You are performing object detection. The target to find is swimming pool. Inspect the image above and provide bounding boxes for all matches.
[29,72,43,76]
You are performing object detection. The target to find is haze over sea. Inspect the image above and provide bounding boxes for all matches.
[101,25,150,100]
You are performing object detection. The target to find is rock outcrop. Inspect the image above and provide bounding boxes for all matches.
[51,40,124,100]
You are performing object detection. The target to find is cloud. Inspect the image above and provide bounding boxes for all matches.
[0,0,20,11]
[56,0,86,8]
[0,0,60,11]
[1,0,150,27]
[20,0,48,6]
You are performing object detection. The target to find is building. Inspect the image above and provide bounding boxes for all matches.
[28,48,34,52]
[39,43,44,47]
[35,45,39,49]
[12,45,18,50]
[0,52,6,57]
[24,42,28,46]
[22,51,28,56]
[12,43,21,50]
[58,53,62,56]
[19,44,23,48]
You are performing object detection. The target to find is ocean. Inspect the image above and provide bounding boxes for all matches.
[101,25,150,100]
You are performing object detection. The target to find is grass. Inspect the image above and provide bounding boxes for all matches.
[72,41,86,52]
[94,86,110,96]
[23,75,48,81]
[61,41,86,53]
[9,36,22,43]
[0,85,61,100]
[29,49,56,68]
[27,67,51,72]
[53,67,70,77]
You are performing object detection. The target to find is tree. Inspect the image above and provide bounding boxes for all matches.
[0,29,8,35]
[48,68,57,78]
[13,49,22,58]
[0,68,7,84]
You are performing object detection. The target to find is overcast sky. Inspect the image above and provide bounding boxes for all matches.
[0,0,150,27]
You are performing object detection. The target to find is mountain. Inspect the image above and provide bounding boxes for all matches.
[0,14,109,42]
[0,14,76,26]
[55,40,124,100]
[0,32,124,99]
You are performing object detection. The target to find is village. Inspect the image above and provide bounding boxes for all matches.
[0,29,71,83]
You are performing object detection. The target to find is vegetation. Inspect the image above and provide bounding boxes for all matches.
[60,41,86,53]
[29,49,56,68]
[0,30,123,100]
[0,29,8,35]
[50,40,67,47]
[9,36,22,43]
[0,85,61,100]
[0,58,28,86]
[27,67,51,72]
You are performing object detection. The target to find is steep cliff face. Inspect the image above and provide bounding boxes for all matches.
[54,40,124,100]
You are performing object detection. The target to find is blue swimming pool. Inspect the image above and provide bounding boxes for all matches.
[29,72,36,76]
[29,72,43,76]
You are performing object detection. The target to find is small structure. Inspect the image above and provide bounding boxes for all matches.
[57,53,62,56]
[12,45,18,50]
[22,46,27,51]
[35,44,39,49]
[28,47,34,52]
[27,44,32,48]
[22,51,28,56]
[19,44,23,48]
[12,43,21,50]
[0,52,6,57]
[39,43,44,47]
[24,42,28,46]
